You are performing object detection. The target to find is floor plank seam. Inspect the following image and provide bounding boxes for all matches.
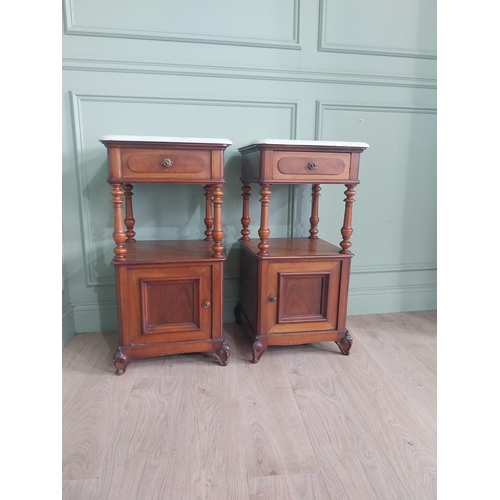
[287,374,335,500]
[62,334,108,413]
[327,345,412,500]
[332,330,434,500]
[355,329,437,435]
[88,366,140,489]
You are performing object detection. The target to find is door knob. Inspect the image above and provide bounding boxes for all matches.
[268,295,278,303]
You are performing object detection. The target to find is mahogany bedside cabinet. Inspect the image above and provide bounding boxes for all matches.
[100,135,232,375]
[234,139,369,363]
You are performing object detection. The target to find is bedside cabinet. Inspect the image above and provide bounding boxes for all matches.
[234,139,369,362]
[100,136,232,375]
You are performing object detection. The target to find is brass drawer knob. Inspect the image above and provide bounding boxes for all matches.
[268,295,278,303]
[308,161,318,170]
[204,301,211,308]
[161,158,174,167]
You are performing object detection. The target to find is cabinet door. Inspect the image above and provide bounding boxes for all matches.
[122,265,212,345]
[262,260,342,334]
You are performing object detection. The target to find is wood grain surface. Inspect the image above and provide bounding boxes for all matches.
[237,341,319,477]
[62,312,437,500]
[248,474,331,500]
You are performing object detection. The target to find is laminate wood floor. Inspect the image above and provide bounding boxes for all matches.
[62,311,437,500]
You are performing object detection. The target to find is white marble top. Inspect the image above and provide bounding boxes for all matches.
[99,135,232,145]
[239,139,369,148]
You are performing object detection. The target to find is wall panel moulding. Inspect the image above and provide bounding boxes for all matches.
[63,0,302,50]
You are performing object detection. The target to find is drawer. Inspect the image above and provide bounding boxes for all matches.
[121,148,212,180]
[272,151,351,182]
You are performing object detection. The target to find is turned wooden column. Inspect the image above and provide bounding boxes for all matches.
[123,183,136,243]
[211,184,225,258]
[339,184,356,254]
[203,184,214,241]
[257,184,271,256]
[240,181,251,241]
[109,183,127,260]
[309,184,321,239]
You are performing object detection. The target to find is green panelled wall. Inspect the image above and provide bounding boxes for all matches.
[62,0,437,345]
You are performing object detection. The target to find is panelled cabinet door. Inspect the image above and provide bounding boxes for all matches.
[122,265,212,345]
[262,260,342,335]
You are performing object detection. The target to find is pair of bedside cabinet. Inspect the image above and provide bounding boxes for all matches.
[100,136,368,375]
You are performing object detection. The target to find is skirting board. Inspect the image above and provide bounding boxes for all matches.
[62,304,76,347]
[62,285,436,345]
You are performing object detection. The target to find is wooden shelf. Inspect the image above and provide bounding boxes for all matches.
[112,240,225,265]
[239,237,346,260]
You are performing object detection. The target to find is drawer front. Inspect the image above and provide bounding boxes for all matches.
[273,152,351,182]
[121,148,212,180]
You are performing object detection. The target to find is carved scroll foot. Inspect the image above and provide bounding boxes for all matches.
[251,336,267,363]
[113,347,132,375]
[205,339,231,366]
[234,304,243,325]
[336,331,353,355]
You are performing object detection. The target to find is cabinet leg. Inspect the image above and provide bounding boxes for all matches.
[234,303,243,325]
[205,339,231,366]
[251,336,267,363]
[113,346,132,375]
[336,330,353,355]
